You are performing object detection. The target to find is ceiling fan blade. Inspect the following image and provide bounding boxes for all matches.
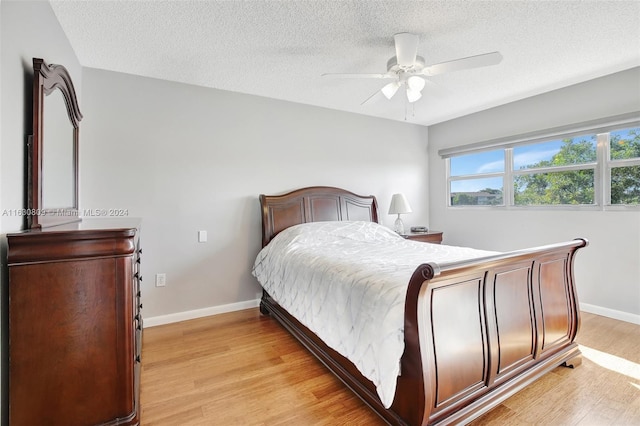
[321,73,394,79]
[394,33,419,67]
[360,89,382,105]
[423,51,503,76]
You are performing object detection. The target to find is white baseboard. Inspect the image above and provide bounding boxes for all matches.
[580,303,640,325]
[143,300,639,328]
[143,298,261,328]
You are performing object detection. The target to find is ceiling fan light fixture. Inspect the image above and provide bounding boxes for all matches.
[406,88,422,103]
[381,81,400,99]
[407,75,426,92]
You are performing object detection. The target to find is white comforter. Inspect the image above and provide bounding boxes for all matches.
[251,221,497,408]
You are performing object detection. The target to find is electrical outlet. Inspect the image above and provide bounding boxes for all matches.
[155,273,166,287]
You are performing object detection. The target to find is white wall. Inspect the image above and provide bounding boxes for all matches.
[428,67,640,323]
[80,68,429,320]
[0,0,82,422]
[0,0,82,232]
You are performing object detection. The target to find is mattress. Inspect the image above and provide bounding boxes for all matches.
[252,221,498,408]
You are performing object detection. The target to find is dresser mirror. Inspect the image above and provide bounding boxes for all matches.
[28,57,82,228]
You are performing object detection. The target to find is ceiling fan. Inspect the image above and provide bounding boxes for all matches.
[322,33,503,104]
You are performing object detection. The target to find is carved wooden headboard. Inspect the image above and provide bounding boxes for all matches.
[259,186,379,247]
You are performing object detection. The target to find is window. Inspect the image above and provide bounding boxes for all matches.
[443,117,640,209]
[513,134,597,206]
[608,127,640,205]
[449,150,504,206]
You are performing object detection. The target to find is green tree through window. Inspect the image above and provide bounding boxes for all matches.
[610,128,640,204]
[451,188,503,206]
[514,137,597,205]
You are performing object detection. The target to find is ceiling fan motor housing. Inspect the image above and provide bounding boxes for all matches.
[385,55,427,101]
[387,55,426,73]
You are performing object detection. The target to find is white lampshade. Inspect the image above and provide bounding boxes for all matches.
[388,193,412,215]
[389,193,412,234]
[381,81,400,99]
[406,88,422,103]
[407,75,426,92]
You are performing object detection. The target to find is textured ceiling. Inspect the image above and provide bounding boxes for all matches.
[50,0,640,126]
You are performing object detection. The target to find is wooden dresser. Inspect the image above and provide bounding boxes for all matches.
[7,219,142,426]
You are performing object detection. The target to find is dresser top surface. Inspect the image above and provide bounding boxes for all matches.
[7,218,141,237]
[7,218,141,265]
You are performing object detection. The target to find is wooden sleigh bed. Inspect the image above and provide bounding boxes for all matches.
[256,186,587,425]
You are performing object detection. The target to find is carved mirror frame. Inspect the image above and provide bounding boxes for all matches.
[28,57,83,228]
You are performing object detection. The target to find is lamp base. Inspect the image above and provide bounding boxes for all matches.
[394,216,405,234]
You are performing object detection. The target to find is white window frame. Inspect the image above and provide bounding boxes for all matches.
[440,112,640,211]
[604,131,640,209]
[447,149,506,207]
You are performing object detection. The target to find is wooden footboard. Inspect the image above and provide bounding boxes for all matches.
[398,238,588,425]
[260,238,586,425]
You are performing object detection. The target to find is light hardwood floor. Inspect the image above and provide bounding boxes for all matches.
[140,309,640,425]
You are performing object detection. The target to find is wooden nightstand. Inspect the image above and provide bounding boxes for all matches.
[403,230,443,244]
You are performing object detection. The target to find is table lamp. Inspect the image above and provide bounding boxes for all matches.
[388,193,412,234]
